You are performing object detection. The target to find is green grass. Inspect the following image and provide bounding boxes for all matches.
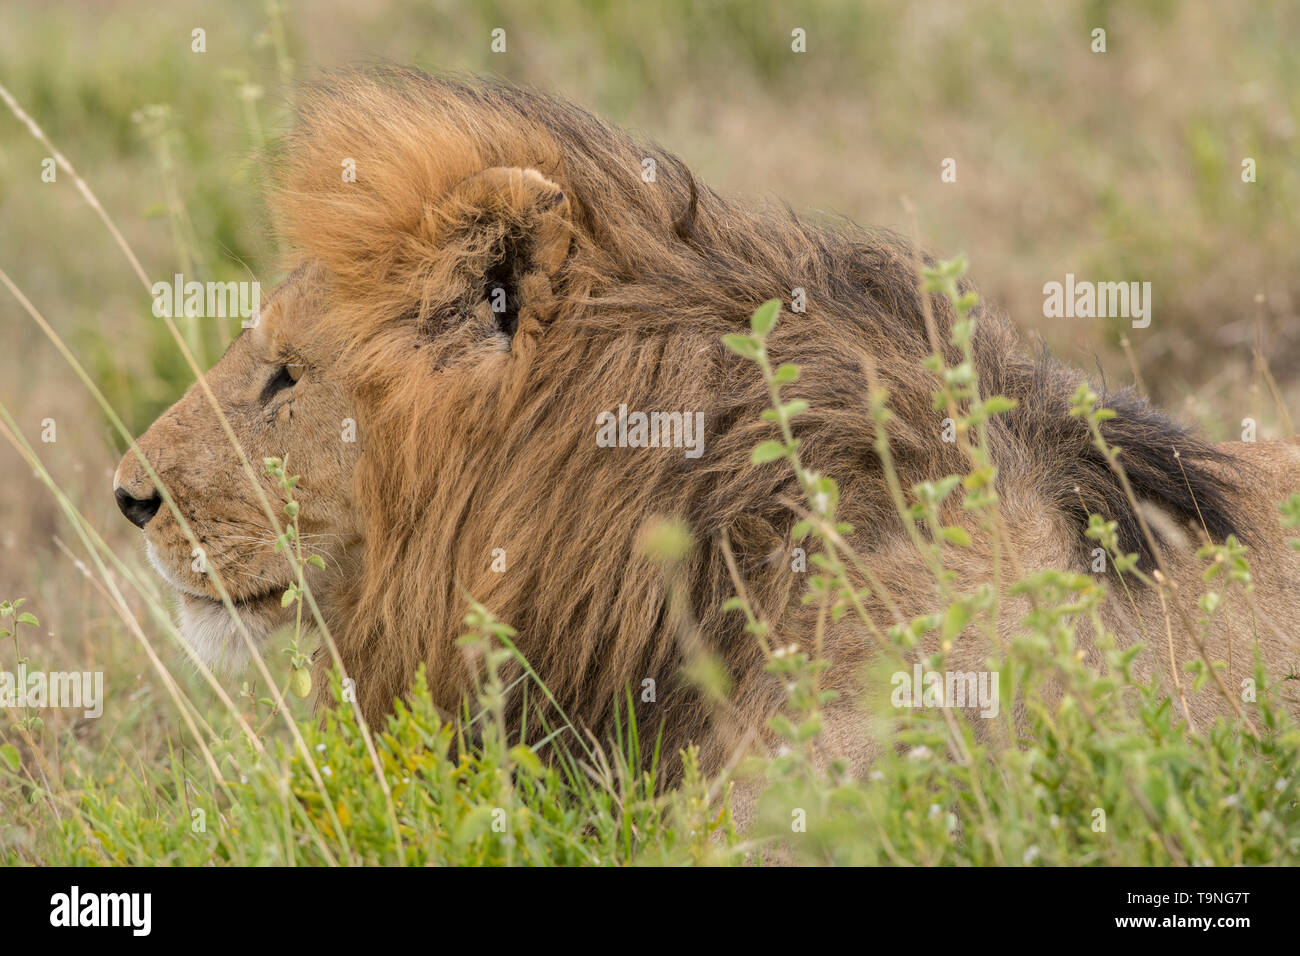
[4,532,1298,865]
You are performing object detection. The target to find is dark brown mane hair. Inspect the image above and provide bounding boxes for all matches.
[270,68,1244,776]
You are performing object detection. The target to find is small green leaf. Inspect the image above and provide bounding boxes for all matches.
[16,612,38,628]
[773,363,801,385]
[509,744,544,777]
[941,602,971,641]
[640,519,694,562]
[750,299,782,336]
[722,334,761,361]
[751,441,787,465]
[940,526,972,547]
[281,588,297,608]
[0,744,19,773]
[982,395,1018,415]
[307,555,326,571]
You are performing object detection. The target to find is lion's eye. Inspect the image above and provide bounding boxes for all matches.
[261,364,301,403]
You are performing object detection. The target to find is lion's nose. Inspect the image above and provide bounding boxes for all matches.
[114,486,162,529]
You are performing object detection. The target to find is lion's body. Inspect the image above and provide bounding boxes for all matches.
[810,438,1300,778]
[115,70,1300,788]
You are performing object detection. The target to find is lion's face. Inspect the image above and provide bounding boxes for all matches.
[113,268,362,669]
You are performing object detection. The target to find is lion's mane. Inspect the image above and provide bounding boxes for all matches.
[270,69,1244,775]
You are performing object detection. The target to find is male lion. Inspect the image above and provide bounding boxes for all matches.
[114,70,1300,786]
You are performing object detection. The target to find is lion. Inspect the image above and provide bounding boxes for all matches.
[113,69,1300,790]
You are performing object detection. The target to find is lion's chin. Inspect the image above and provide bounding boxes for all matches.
[175,592,286,674]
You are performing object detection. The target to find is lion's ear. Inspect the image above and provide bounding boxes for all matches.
[436,166,574,340]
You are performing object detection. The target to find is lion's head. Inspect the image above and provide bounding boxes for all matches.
[113,267,363,670]
[116,69,1256,777]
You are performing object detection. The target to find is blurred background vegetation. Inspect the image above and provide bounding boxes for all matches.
[0,0,1296,786]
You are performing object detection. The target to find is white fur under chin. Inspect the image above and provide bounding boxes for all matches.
[176,595,259,673]
[149,540,283,673]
